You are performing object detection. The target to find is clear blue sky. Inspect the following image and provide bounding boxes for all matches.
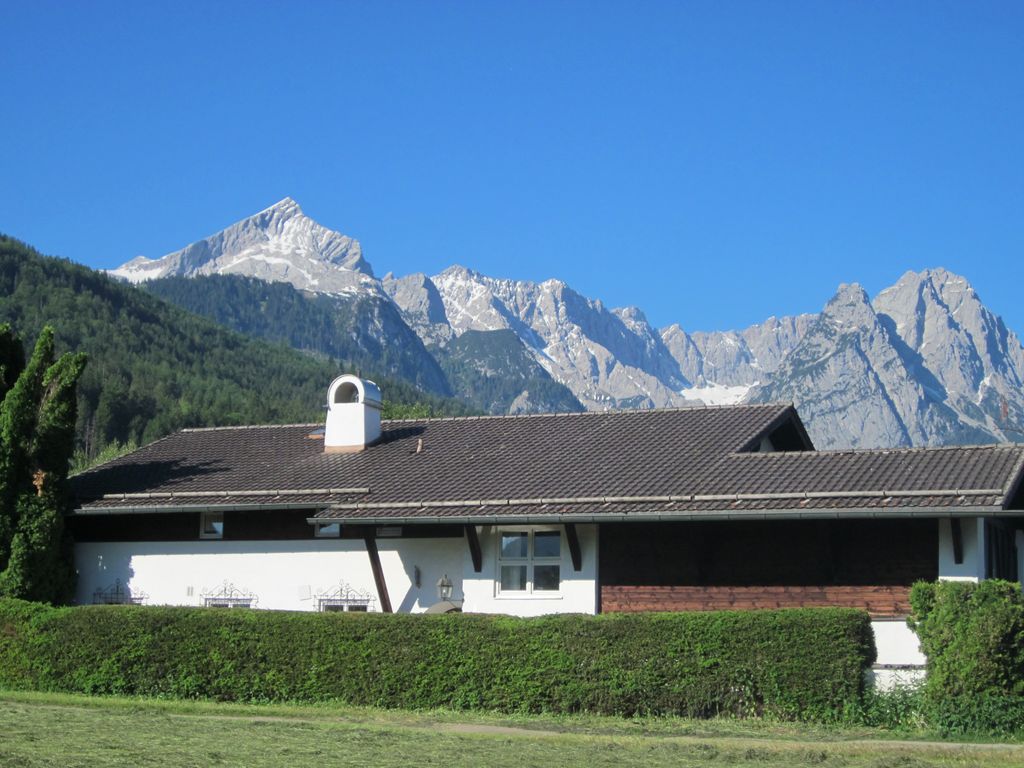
[2,1,1021,333]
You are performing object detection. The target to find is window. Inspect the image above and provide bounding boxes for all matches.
[201,581,256,608]
[315,582,374,612]
[319,601,370,612]
[314,522,341,538]
[200,511,224,539]
[205,600,251,609]
[497,528,561,595]
[91,579,147,605]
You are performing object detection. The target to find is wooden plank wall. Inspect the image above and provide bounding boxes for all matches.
[601,584,913,617]
[599,519,937,617]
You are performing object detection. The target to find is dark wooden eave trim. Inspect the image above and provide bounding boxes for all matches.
[465,524,482,573]
[363,531,392,613]
[565,523,582,571]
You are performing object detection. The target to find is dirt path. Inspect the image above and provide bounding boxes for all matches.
[440,721,1024,752]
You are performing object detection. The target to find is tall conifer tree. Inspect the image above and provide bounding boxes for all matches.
[0,325,86,603]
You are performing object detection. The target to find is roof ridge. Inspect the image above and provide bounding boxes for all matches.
[382,402,794,425]
[732,442,1024,458]
[179,423,320,433]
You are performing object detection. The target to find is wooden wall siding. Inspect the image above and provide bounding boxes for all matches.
[69,513,465,542]
[600,585,913,617]
[600,519,938,588]
[70,510,322,542]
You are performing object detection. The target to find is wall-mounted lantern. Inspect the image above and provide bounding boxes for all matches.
[436,574,453,602]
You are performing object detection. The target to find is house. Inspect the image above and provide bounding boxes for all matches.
[70,375,1024,685]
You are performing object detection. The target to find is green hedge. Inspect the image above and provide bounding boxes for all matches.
[0,599,874,718]
[909,580,1024,699]
[909,579,1024,735]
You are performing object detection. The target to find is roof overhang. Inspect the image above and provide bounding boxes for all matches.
[308,505,1019,526]
[71,501,330,516]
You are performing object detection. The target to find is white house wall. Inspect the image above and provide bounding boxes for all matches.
[74,538,464,613]
[937,518,986,581]
[461,524,599,616]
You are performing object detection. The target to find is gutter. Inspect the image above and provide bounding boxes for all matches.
[71,501,329,516]
[306,505,1015,526]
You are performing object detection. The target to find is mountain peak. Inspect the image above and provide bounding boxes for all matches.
[259,196,303,217]
[109,198,375,292]
[819,284,876,329]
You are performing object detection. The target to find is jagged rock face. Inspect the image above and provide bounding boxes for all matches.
[381,272,454,346]
[111,198,1024,441]
[749,282,997,449]
[434,329,584,415]
[872,268,1024,443]
[430,266,691,410]
[661,315,816,389]
[110,198,378,296]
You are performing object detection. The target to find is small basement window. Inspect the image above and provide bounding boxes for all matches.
[314,522,341,538]
[200,511,224,539]
[205,599,252,609]
[497,528,561,595]
[319,600,370,612]
[201,582,256,608]
[315,582,374,612]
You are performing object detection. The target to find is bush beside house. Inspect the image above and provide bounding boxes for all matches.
[909,579,1024,736]
[0,600,874,719]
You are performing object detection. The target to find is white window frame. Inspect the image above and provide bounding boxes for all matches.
[495,526,563,597]
[199,511,224,540]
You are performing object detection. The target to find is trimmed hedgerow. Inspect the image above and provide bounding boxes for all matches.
[0,599,874,719]
[908,579,1024,735]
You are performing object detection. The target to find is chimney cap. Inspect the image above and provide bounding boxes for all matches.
[328,375,383,411]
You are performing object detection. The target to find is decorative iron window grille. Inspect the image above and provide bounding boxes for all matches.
[92,579,147,605]
[201,581,257,609]
[315,582,375,612]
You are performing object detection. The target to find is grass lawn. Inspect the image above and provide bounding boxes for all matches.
[2,690,1023,767]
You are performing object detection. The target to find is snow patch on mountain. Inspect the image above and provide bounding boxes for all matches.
[110,198,379,297]
[679,382,754,406]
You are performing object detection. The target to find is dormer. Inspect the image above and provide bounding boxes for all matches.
[325,375,383,453]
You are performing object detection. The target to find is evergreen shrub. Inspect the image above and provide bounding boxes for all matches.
[0,600,874,719]
[908,579,1024,735]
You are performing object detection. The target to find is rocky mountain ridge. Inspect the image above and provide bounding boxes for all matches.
[112,198,1024,448]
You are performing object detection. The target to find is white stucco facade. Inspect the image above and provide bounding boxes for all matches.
[461,524,599,616]
[74,524,600,616]
[869,618,927,690]
[937,517,986,582]
[75,537,464,613]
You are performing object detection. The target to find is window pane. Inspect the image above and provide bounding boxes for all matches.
[500,565,527,591]
[202,513,223,537]
[534,565,560,591]
[316,523,340,537]
[323,603,346,612]
[500,532,528,559]
[347,605,368,612]
[533,531,561,558]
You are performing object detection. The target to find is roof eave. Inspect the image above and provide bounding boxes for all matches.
[71,501,329,516]
[310,505,1017,526]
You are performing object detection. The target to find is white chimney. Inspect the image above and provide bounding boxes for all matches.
[324,375,383,453]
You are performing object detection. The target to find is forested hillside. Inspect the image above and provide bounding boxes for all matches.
[436,330,584,415]
[145,274,451,396]
[0,237,470,462]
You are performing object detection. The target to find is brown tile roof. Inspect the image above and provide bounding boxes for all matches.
[71,404,1024,522]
